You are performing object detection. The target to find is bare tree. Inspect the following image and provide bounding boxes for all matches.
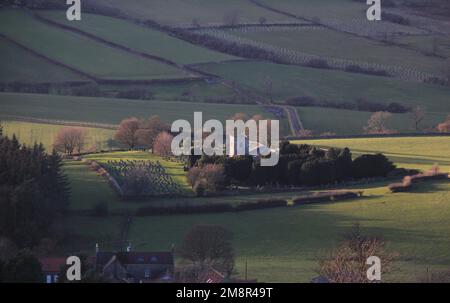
[223,10,239,26]
[136,115,170,150]
[364,111,394,134]
[180,225,234,277]
[114,117,141,150]
[318,224,398,283]
[258,16,267,25]
[153,131,173,157]
[53,127,86,155]
[412,106,425,131]
[437,114,450,133]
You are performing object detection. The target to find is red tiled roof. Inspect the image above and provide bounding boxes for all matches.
[202,267,225,283]
[39,257,67,273]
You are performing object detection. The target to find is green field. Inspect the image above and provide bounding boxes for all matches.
[294,136,450,172]
[38,11,235,65]
[397,34,450,59]
[227,27,446,76]
[1,120,115,151]
[0,9,189,80]
[194,61,450,112]
[0,93,275,127]
[65,152,191,212]
[0,37,88,83]
[297,107,447,135]
[100,81,239,103]
[91,0,297,26]
[61,137,450,282]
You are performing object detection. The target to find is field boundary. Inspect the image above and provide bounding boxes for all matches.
[287,132,450,141]
[0,114,118,130]
[32,11,216,80]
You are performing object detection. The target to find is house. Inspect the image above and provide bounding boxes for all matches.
[199,266,225,283]
[227,134,273,157]
[96,251,174,283]
[39,257,67,283]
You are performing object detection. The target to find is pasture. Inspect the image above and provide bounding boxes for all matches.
[0,93,275,128]
[296,107,445,135]
[0,10,188,80]
[225,26,446,77]
[38,11,235,65]
[0,37,87,83]
[0,120,115,151]
[89,0,297,26]
[61,136,450,282]
[294,136,450,172]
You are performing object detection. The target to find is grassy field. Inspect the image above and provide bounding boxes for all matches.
[0,37,88,83]
[397,34,450,59]
[90,0,297,26]
[61,137,450,282]
[1,120,115,151]
[100,81,239,103]
[0,9,189,80]
[194,61,450,112]
[297,107,446,135]
[293,136,450,172]
[0,93,275,127]
[38,11,235,65]
[65,151,191,212]
[227,27,446,76]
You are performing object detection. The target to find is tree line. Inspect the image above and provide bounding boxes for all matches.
[0,124,70,282]
[185,141,397,196]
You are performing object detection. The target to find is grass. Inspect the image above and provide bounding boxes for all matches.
[0,37,88,83]
[90,0,297,26]
[228,27,447,76]
[0,92,279,132]
[61,136,450,282]
[128,180,450,282]
[83,151,191,192]
[38,11,235,65]
[1,120,115,151]
[0,9,188,80]
[100,81,238,103]
[194,60,450,113]
[257,0,365,21]
[396,34,450,59]
[297,107,446,135]
[293,136,450,172]
[65,151,191,212]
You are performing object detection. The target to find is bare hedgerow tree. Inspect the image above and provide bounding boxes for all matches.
[114,117,141,150]
[136,115,170,151]
[180,225,234,278]
[187,164,225,196]
[53,127,86,155]
[364,111,395,134]
[412,106,426,131]
[223,10,239,26]
[318,224,398,283]
[437,114,450,133]
[153,131,173,157]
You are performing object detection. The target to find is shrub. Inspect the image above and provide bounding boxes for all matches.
[285,96,317,106]
[235,199,287,211]
[306,59,330,69]
[352,154,396,179]
[188,164,226,194]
